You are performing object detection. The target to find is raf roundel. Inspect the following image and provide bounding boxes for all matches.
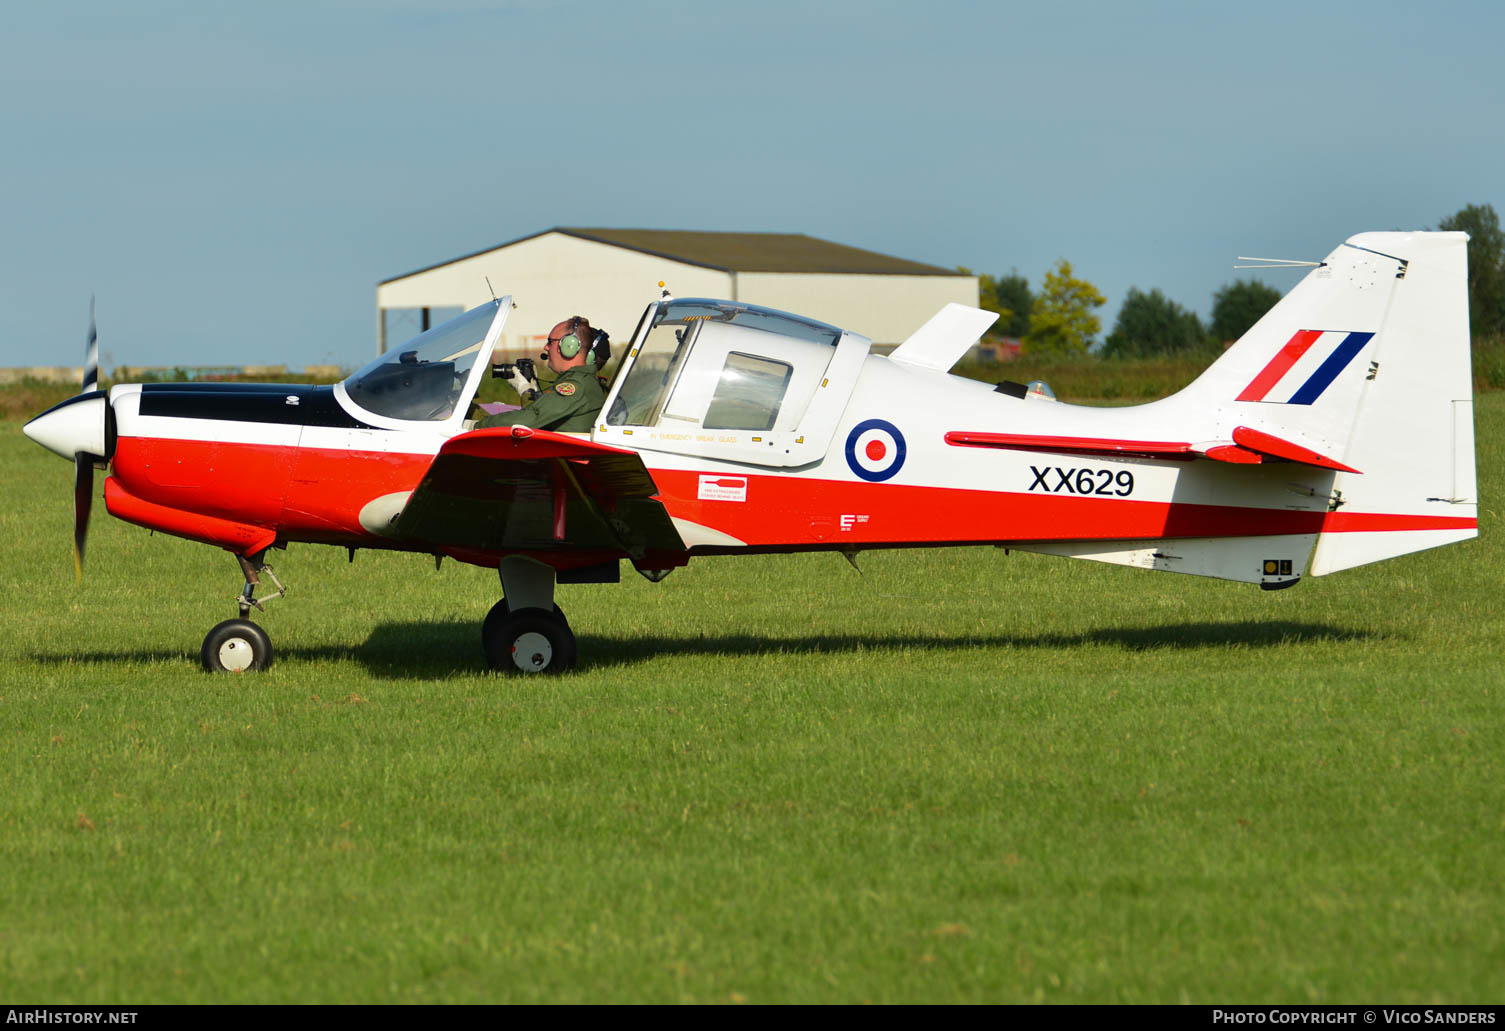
[845,419,907,482]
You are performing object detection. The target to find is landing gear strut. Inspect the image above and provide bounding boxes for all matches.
[201,552,283,673]
[483,557,576,674]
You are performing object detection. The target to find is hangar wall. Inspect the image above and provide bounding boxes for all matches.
[377,235,730,361]
[733,272,980,348]
[377,231,981,358]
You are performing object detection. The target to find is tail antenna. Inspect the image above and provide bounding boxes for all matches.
[1234,256,1325,270]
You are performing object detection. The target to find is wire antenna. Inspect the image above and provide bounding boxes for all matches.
[484,276,498,303]
[1235,256,1325,270]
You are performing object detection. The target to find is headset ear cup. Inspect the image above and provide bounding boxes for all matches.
[558,333,581,359]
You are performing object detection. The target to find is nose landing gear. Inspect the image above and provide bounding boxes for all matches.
[201,552,284,673]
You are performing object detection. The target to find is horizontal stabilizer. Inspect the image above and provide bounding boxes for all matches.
[888,304,998,373]
[1229,425,1359,473]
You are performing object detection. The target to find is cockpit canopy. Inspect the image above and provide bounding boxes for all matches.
[342,301,503,423]
[607,299,842,433]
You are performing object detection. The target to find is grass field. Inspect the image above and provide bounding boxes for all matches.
[0,399,1501,1004]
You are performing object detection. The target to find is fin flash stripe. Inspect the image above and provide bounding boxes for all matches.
[1237,330,1376,405]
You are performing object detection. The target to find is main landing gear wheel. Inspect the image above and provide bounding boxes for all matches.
[482,599,570,636]
[483,606,577,674]
[201,619,273,673]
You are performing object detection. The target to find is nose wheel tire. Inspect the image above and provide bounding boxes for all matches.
[483,606,576,674]
[201,619,274,673]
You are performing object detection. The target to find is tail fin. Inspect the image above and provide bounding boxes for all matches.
[1307,233,1476,573]
[1177,232,1477,573]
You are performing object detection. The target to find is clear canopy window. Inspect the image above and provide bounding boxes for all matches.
[607,300,840,428]
[703,352,793,431]
[343,301,500,421]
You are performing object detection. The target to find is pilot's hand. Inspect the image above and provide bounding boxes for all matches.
[500,365,539,401]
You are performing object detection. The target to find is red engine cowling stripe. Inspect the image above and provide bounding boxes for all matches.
[105,477,276,555]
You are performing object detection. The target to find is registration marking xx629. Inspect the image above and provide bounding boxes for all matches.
[1028,465,1135,496]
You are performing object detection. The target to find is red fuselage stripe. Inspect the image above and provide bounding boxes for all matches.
[108,434,1476,556]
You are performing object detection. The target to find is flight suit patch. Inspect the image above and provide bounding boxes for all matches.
[555,382,577,396]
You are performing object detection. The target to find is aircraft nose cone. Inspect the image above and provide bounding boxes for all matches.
[24,391,111,461]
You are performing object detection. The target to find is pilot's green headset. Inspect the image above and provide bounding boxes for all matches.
[555,316,587,359]
[549,316,610,365]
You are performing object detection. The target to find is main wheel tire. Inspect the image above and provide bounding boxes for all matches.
[201,619,273,673]
[483,606,577,674]
[483,599,570,637]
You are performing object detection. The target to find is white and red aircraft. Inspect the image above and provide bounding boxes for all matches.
[24,231,1478,673]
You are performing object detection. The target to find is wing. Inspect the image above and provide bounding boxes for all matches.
[392,426,686,563]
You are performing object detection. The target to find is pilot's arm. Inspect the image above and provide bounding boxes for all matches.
[477,371,602,432]
[496,364,540,402]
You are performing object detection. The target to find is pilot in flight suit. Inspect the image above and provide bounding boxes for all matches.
[479,316,609,434]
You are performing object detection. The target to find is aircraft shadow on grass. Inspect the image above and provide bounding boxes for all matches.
[30,619,1386,678]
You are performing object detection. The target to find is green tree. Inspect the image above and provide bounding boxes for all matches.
[960,268,1032,338]
[1101,287,1207,358]
[1210,279,1282,344]
[991,272,1033,337]
[1438,203,1505,335]
[1022,259,1105,357]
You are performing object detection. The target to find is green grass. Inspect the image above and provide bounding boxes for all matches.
[0,401,1501,1004]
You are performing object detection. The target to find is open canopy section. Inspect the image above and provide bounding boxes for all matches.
[340,299,508,427]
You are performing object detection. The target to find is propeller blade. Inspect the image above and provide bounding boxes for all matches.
[73,454,93,582]
[75,298,99,581]
[82,296,99,394]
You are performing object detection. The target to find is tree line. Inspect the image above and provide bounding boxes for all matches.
[969,202,1505,359]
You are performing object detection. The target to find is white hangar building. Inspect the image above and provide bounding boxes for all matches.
[375,227,978,360]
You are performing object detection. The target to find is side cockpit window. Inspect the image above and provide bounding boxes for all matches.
[703,353,793,431]
[608,318,700,426]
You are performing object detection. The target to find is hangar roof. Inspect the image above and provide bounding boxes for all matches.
[380,227,967,284]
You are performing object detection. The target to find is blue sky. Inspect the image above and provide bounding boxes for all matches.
[3,0,1501,369]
